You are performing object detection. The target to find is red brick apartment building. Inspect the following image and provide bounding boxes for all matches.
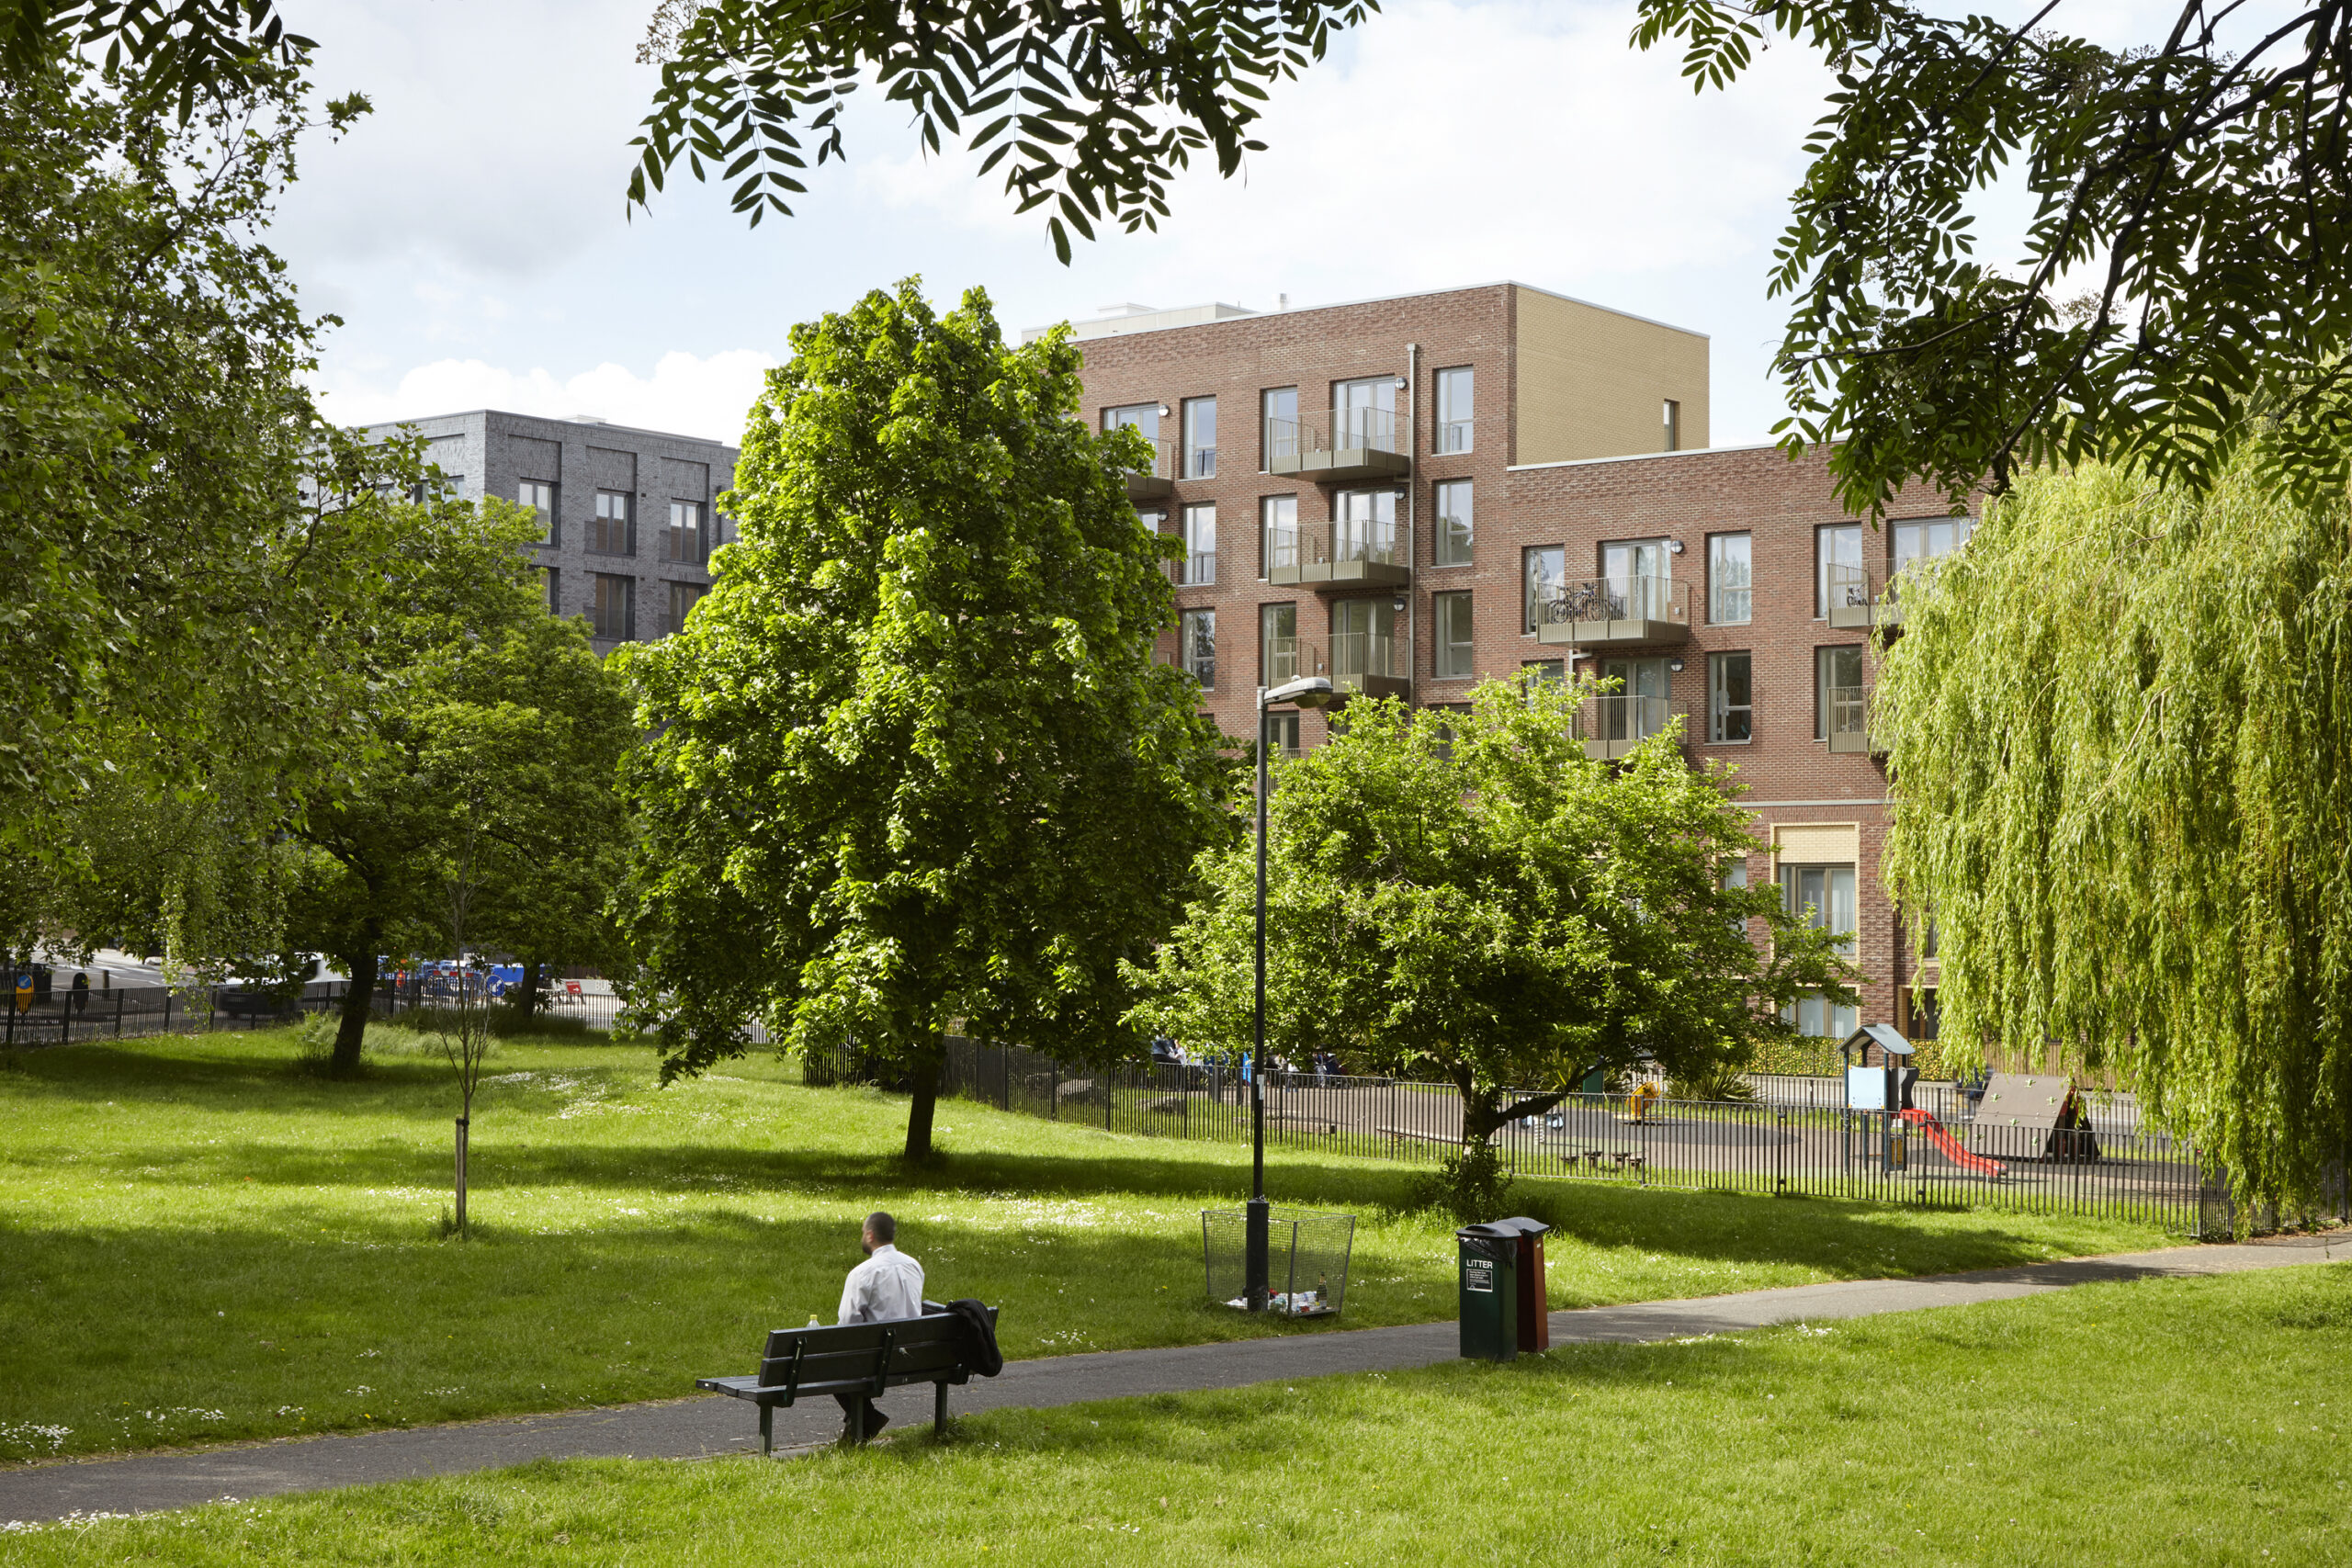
[1039,282,1973,1043]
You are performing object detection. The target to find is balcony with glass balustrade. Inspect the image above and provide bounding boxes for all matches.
[1264,406,1412,484]
[1265,520,1411,592]
[1532,575,1690,646]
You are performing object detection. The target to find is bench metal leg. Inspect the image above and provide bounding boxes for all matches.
[934,1380,949,1435]
[760,1402,773,1456]
[851,1401,865,1445]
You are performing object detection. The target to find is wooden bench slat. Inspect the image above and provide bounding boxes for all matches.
[710,1305,1000,1453]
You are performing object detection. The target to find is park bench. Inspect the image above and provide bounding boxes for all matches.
[697,1301,1001,1452]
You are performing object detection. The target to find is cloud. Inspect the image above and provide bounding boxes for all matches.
[314,348,779,446]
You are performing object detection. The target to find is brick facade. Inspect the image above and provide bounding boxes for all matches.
[1069,284,1950,1043]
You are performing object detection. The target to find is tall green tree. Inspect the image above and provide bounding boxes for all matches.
[615,279,1230,1159]
[1878,457,2352,1212]
[1130,676,1856,1173]
[288,498,636,1075]
[0,41,396,880]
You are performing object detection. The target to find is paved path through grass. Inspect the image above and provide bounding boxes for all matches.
[6,1231,2338,1527]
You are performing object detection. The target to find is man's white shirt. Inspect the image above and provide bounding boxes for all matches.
[837,1243,924,1325]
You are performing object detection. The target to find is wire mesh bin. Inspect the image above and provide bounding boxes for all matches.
[1202,1208,1356,1317]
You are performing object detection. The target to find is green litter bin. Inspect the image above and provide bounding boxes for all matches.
[1455,1223,1520,1361]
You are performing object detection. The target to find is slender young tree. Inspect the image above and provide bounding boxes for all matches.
[1129,674,1856,1201]
[1878,457,2352,1212]
[616,279,1231,1159]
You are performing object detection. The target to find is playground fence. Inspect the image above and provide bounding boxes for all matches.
[804,1038,2235,1235]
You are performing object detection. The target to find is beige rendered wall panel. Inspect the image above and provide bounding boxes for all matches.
[1772,823,1861,863]
[1511,287,1710,466]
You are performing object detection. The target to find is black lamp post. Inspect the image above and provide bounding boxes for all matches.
[1249,672,1338,1311]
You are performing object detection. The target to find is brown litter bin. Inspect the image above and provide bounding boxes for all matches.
[1494,1216,1551,1352]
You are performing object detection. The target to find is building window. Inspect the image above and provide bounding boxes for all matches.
[1103,402,1159,437]
[1663,399,1681,452]
[662,581,705,637]
[1602,537,1672,620]
[592,491,633,556]
[1708,532,1751,624]
[1335,488,1399,567]
[1892,514,1973,583]
[1435,367,1474,454]
[1708,651,1752,743]
[518,479,557,545]
[1264,710,1302,760]
[1782,863,1858,1037]
[1334,375,1397,450]
[1261,602,1299,686]
[1815,645,1864,741]
[665,501,704,564]
[1182,396,1216,479]
[1179,607,1216,688]
[1817,523,1863,617]
[1178,503,1216,586]
[1722,854,1749,934]
[1524,545,1564,633]
[1427,704,1471,761]
[541,566,560,613]
[1434,479,1473,567]
[592,573,634,641]
[1522,659,1566,686]
[1261,495,1296,579]
[1331,597,1396,690]
[1434,591,1475,679]
[1261,387,1297,470]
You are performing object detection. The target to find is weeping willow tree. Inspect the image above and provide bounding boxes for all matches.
[1878,457,2352,1210]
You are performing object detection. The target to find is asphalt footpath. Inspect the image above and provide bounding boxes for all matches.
[5,1232,2341,1526]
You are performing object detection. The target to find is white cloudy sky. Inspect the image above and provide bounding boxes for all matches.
[279,0,2193,448]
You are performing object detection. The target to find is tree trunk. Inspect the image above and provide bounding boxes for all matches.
[331,946,379,1076]
[904,1044,943,1161]
[515,960,545,1022]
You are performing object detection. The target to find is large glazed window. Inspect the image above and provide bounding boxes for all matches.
[518,479,557,546]
[1434,479,1473,567]
[1182,397,1216,479]
[665,501,704,564]
[1523,546,1564,633]
[1179,503,1216,586]
[1816,524,1863,617]
[1261,495,1296,579]
[1781,863,1859,1037]
[1708,533,1751,625]
[592,573,634,641]
[1815,645,1864,741]
[1179,607,1216,688]
[1433,591,1475,678]
[1709,650,1752,743]
[1261,387,1297,470]
[1261,602,1298,685]
[1434,367,1474,454]
[591,491,633,556]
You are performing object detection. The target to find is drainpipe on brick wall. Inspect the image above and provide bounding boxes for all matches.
[1406,342,1419,696]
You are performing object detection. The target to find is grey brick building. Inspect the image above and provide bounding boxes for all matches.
[366,410,739,654]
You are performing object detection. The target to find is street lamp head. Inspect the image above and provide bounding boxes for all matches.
[1263,675,1338,711]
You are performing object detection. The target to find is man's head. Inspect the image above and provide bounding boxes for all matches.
[861,1211,896,1254]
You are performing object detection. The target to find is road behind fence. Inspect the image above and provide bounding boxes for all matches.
[0,976,628,1048]
[801,1036,2271,1237]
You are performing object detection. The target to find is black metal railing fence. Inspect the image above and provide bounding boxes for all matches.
[802,1038,2234,1235]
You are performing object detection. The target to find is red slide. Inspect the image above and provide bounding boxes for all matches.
[1900,1108,2007,1176]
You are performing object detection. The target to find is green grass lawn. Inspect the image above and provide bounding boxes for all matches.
[0,1028,2171,1463]
[9,1262,2345,1563]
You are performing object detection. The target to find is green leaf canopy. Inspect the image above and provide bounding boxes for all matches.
[1128,677,1857,1149]
[1878,458,2352,1210]
[615,280,1229,1154]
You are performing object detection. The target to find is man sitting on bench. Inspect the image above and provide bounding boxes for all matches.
[833,1210,923,1442]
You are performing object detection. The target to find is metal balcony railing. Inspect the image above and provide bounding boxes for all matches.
[1330,629,1407,695]
[1825,683,1871,752]
[1534,575,1690,643]
[1575,694,1680,760]
[1824,562,1879,627]
[1269,521,1410,589]
[1119,432,1179,500]
[1265,407,1410,480]
[1170,551,1216,587]
[1263,636,1327,688]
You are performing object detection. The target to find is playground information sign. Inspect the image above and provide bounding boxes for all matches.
[1845,1066,1887,1111]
